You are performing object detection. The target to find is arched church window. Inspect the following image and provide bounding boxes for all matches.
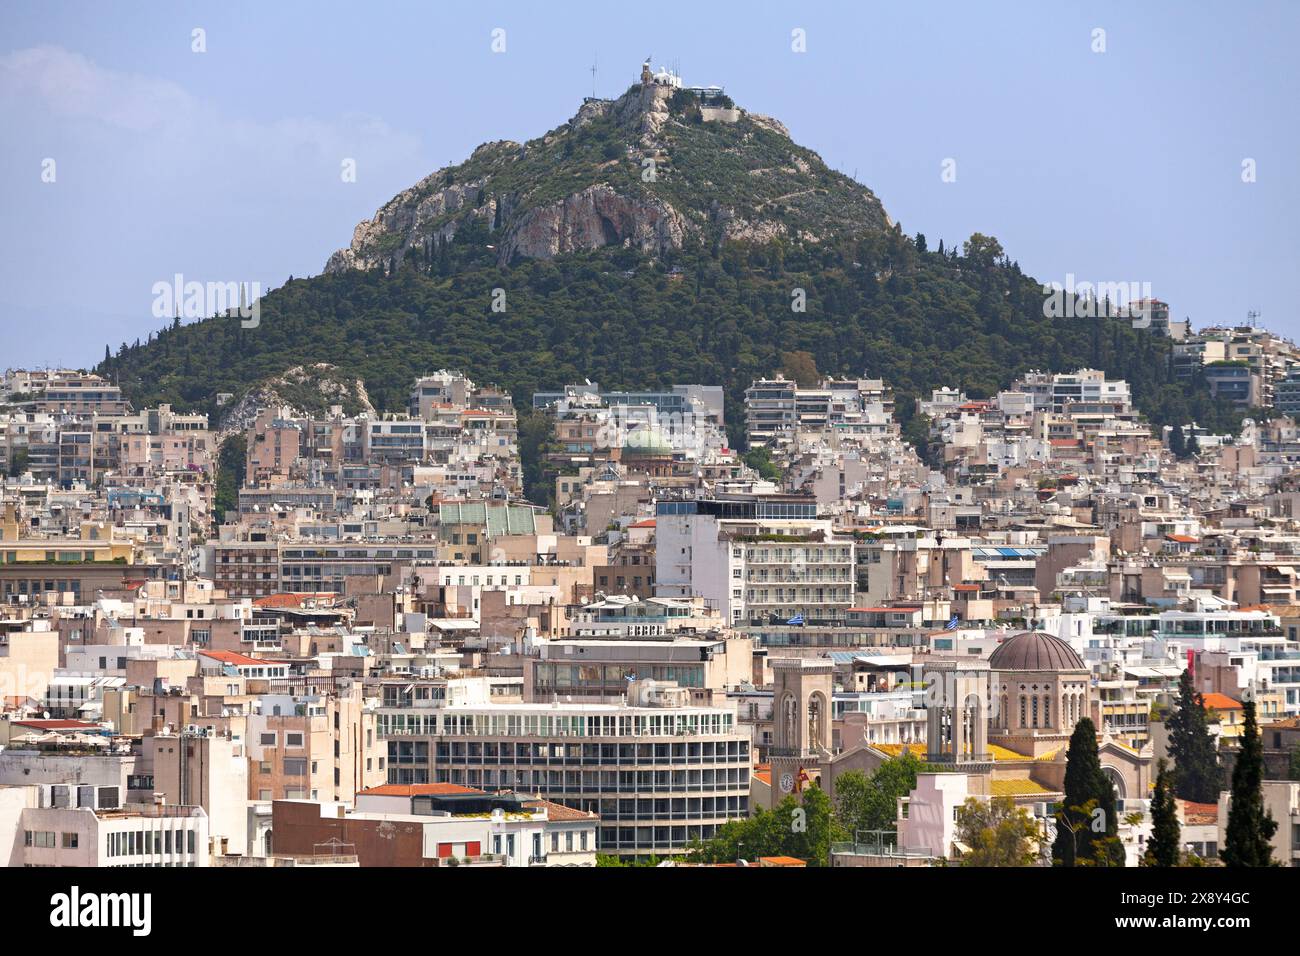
[807,695,823,750]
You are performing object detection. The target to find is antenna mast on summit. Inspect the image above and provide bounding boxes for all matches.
[590,54,597,98]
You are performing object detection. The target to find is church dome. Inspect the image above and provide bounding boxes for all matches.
[988,631,1085,672]
[623,427,672,455]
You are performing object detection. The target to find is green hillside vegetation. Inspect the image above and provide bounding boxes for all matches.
[97,82,1250,501]
[349,84,888,274]
[100,224,1247,449]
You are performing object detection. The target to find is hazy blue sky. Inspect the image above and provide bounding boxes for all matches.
[2,1,1297,368]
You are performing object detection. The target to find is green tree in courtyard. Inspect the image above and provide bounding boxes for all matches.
[1222,699,1278,867]
[1053,718,1125,866]
[1167,669,1220,803]
[1143,758,1181,867]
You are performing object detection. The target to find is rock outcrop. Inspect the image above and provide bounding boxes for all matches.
[323,75,887,274]
[499,184,686,263]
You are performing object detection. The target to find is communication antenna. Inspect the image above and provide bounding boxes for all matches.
[590,54,597,98]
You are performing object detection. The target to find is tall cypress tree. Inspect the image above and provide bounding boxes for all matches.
[1167,669,1219,803]
[1053,718,1126,866]
[1222,700,1278,867]
[1169,424,1186,458]
[1143,758,1181,866]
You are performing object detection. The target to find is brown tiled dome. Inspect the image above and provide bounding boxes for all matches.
[988,631,1086,671]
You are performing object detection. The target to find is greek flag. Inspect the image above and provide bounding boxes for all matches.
[945,614,959,630]
[787,613,805,626]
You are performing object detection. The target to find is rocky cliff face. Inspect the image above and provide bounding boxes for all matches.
[499,184,686,262]
[325,171,496,273]
[216,363,374,439]
[324,77,888,274]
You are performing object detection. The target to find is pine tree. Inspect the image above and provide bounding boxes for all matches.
[1143,758,1181,866]
[1167,669,1220,803]
[1053,718,1125,866]
[1222,699,1278,867]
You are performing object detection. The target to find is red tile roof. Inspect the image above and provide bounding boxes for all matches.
[1201,692,1242,711]
[12,719,101,731]
[523,799,598,821]
[1177,800,1219,826]
[253,592,339,608]
[198,649,276,668]
[359,783,483,797]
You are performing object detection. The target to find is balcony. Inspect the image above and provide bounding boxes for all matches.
[431,853,506,868]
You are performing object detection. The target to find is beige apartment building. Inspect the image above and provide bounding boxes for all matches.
[246,683,384,805]
[0,626,59,702]
[148,730,248,858]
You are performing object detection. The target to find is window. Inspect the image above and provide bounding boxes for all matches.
[286,733,304,748]
[61,832,78,849]
[260,733,275,746]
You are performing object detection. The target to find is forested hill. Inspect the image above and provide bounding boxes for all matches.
[97,80,1246,445]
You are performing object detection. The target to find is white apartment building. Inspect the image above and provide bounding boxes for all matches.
[2,784,208,867]
[655,496,853,624]
[377,677,751,858]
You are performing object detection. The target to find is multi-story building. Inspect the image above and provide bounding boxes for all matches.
[245,684,383,805]
[3,785,209,867]
[377,677,750,858]
[655,494,853,625]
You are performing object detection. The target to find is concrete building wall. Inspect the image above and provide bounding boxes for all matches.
[0,630,59,702]
[149,733,248,858]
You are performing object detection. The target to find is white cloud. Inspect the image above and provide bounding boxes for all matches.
[0,45,195,132]
[0,46,428,366]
